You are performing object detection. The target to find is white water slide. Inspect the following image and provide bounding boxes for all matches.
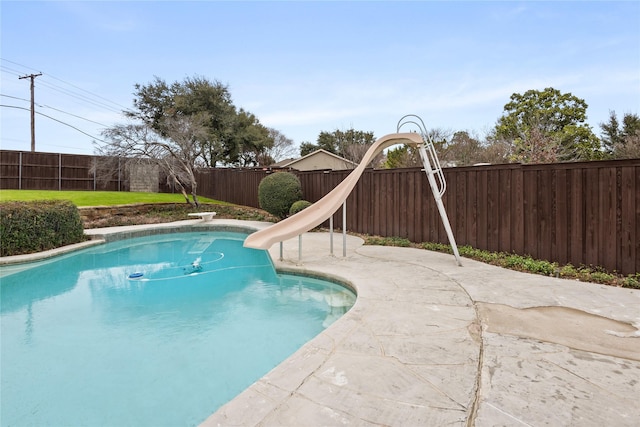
[243,115,462,266]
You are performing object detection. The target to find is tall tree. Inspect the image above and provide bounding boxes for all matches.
[383,145,421,168]
[440,131,484,166]
[125,75,268,167]
[600,111,640,159]
[383,128,450,169]
[225,109,273,167]
[300,128,378,166]
[299,141,317,157]
[494,87,601,163]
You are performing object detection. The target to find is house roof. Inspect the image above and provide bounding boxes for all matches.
[269,157,297,168]
[273,149,357,169]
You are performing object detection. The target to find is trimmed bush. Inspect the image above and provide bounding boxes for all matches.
[0,200,85,256]
[258,172,302,219]
[289,200,312,216]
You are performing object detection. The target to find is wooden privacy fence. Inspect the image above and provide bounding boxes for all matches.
[1,149,637,274]
[0,150,126,191]
[197,159,639,275]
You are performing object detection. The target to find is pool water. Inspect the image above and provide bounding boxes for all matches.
[0,231,355,427]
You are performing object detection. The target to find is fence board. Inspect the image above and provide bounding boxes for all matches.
[620,167,636,274]
[498,168,511,253]
[466,170,478,248]
[600,167,617,271]
[537,169,552,262]
[553,169,569,265]
[511,168,524,254]
[523,170,538,257]
[584,167,600,267]
[486,169,499,252]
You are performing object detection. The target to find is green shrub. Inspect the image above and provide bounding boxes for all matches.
[366,236,412,247]
[421,242,452,253]
[0,200,85,256]
[258,172,302,219]
[289,200,312,216]
[365,236,637,288]
[622,274,640,289]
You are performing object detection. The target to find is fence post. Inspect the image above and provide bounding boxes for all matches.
[58,153,62,191]
[118,157,121,191]
[18,151,22,190]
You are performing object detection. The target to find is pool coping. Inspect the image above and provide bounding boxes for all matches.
[2,220,639,426]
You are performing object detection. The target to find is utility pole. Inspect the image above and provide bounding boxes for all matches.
[19,73,42,152]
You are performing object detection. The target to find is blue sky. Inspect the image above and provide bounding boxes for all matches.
[1,1,639,156]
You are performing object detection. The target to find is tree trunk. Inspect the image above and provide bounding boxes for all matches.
[191,192,200,207]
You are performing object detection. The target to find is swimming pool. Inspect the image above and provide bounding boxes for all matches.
[0,231,355,427]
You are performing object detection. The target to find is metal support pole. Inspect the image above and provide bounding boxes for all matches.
[398,114,462,267]
[279,241,283,261]
[342,200,347,257]
[329,215,334,255]
[418,144,462,266]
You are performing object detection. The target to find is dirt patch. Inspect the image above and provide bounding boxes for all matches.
[477,303,640,361]
[79,203,277,229]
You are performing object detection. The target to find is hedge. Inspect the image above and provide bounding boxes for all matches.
[0,200,85,256]
[258,172,303,219]
[289,200,312,216]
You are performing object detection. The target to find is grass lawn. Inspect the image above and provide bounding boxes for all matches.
[0,190,226,207]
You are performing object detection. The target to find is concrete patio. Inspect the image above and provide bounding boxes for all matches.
[201,221,640,427]
[4,219,639,426]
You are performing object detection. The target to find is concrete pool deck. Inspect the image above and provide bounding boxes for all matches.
[201,221,640,427]
[4,219,639,426]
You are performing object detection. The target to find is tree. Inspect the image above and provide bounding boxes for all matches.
[299,128,377,166]
[600,111,640,159]
[263,128,297,164]
[225,109,273,167]
[383,128,450,169]
[476,136,512,164]
[494,87,601,163]
[383,145,421,168]
[439,131,484,166]
[96,114,208,206]
[125,75,268,167]
[299,141,317,157]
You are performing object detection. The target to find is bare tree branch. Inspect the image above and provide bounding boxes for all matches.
[95,115,210,206]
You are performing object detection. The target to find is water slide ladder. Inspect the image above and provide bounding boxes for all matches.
[397,115,462,266]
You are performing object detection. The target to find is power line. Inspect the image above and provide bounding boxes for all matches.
[1,104,107,143]
[1,93,110,127]
[2,65,121,113]
[1,58,129,114]
[0,94,30,103]
[1,58,128,110]
[0,64,25,77]
[46,71,129,111]
[35,79,123,113]
[41,104,110,127]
